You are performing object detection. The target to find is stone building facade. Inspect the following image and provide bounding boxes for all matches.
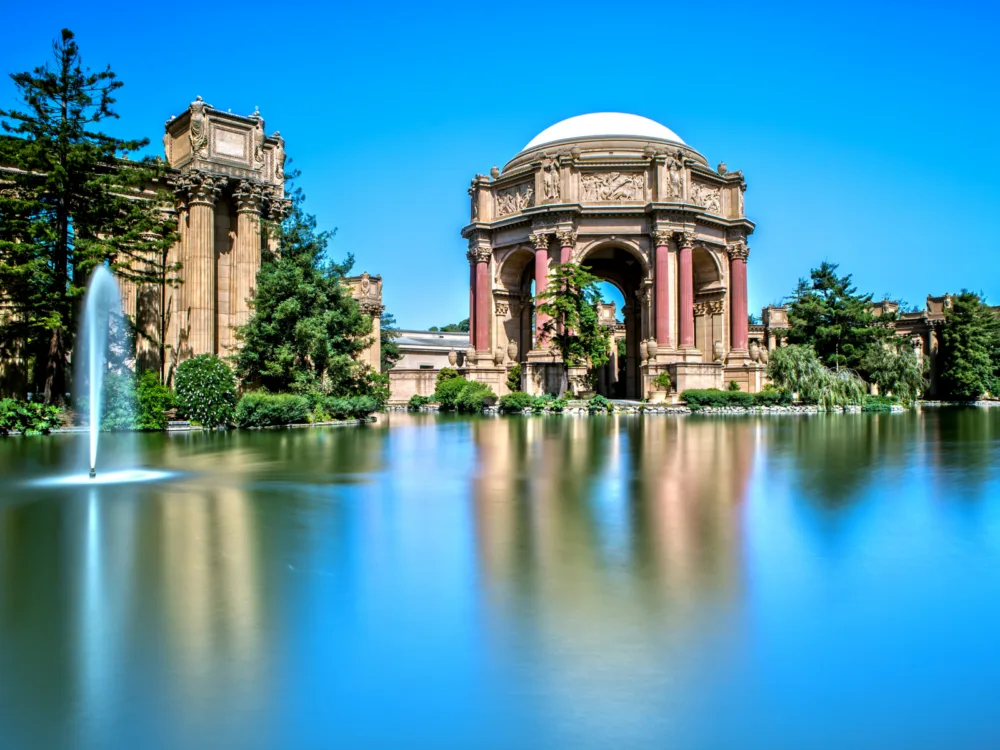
[459,113,761,399]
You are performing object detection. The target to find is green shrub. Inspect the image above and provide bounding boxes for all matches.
[101,370,138,431]
[862,395,897,413]
[728,380,741,392]
[498,391,536,413]
[235,392,311,427]
[681,389,755,408]
[588,394,611,412]
[455,381,496,413]
[753,387,793,406]
[175,354,237,428]
[506,364,522,393]
[433,375,469,410]
[0,399,63,436]
[135,371,174,430]
[407,394,432,410]
[652,371,672,391]
[356,371,390,410]
[323,395,379,420]
[435,368,460,388]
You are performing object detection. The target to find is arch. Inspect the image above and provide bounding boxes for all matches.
[575,238,651,280]
[692,245,724,291]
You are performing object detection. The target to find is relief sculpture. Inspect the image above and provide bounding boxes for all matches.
[495,182,534,216]
[542,159,561,201]
[666,158,683,200]
[581,172,645,202]
[690,181,722,214]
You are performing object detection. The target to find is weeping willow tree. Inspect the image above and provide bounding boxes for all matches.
[767,344,866,410]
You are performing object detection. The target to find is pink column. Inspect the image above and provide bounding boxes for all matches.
[730,244,750,352]
[475,254,490,352]
[653,233,673,348]
[533,235,550,346]
[557,231,575,336]
[468,260,477,349]
[678,233,695,348]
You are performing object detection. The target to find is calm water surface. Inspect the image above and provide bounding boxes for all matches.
[1,409,999,749]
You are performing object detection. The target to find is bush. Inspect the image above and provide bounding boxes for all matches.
[728,380,741,391]
[323,395,379,420]
[652,371,672,391]
[588,394,611,412]
[506,364,522,393]
[407,394,432,410]
[175,354,237,428]
[135,371,174,431]
[433,375,470,410]
[356,371,390,410]
[753,386,793,406]
[435,368,460,388]
[681,389,755,408]
[101,370,138,431]
[455,381,496,413]
[235,392,311,427]
[862,395,897,413]
[498,391,536,413]
[0,399,63,436]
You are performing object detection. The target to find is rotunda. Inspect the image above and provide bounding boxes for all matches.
[461,113,760,398]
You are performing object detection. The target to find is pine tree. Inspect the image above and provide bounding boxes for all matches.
[380,310,401,372]
[0,29,177,402]
[784,262,895,373]
[536,262,611,368]
[233,190,373,394]
[938,291,1000,400]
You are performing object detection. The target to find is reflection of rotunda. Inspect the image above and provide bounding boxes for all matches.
[461,113,762,398]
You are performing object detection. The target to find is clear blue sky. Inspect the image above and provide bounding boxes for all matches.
[2,1,997,328]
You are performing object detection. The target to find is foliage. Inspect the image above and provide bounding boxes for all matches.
[753,385,794,406]
[433,376,469,410]
[681,389,754,408]
[860,342,925,403]
[380,310,401,372]
[938,291,1000,400]
[728,380,741,392]
[429,319,469,332]
[506,364,522,393]
[135,370,174,431]
[235,392,311,427]
[435,368,460,387]
[407,394,432,410]
[321,395,378,420]
[587,394,611,412]
[531,393,567,413]
[0,398,63,435]
[174,354,237,428]
[652,371,672,391]
[536,263,612,369]
[233,186,373,397]
[355,371,390,410]
[0,29,178,403]
[100,370,137,431]
[767,344,866,409]
[783,262,895,373]
[498,391,536,413]
[862,395,897,413]
[455,381,496,413]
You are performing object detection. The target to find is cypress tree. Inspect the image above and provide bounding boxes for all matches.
[938,291,1000,400]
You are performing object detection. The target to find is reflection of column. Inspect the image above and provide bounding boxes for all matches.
[230,182,263,343]
[729,243,749,353]
[677,231,695,349]
[184,172,225,356]
[533,233,551,347]
[652,231,673,348]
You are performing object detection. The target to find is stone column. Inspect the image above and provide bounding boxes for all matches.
[652,230,673,349]
[474,250,491,352]
[677,231,696,349]
[231,181,263,342]
[729,243,750,355]
[183,172,225,356]
[532,233,551,347]
[557,230,575,266]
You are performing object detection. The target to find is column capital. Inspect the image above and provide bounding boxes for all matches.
[555,230,577,247]
[264,188,292,221]
[358,299,383,316]
[727,242,750,261]
[675,230,696,249]
[234,180,264,214]
[650,229,673,247]
[173,170,227,206]
[531,232,552,252]
[466,247,492,265]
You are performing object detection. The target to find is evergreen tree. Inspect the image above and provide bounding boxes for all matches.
[784,262,894,373]
[233,190,373,394]
[536,262,611,369]
[860,342,926,402]
[429,319,469,333]
[380,310,401,372]
[0,29,177,402]
[938,291,1000,400]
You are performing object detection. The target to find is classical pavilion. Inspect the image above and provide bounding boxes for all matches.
[457,112,762,399]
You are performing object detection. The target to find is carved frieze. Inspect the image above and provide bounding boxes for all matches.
[495,182,534,216]
[581,172,645,202]
[690,181,722,214]
[495,302,510,316]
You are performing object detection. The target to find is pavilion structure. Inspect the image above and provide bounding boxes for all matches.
[460,113,763,398]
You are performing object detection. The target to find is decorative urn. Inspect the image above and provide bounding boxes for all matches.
[493,347,505,366]
[447,349,458,367]
[713,340,724,362]
[506,339,518,363]
[465,346,477,366]
[645,339,659,360]
[749,340,761,362]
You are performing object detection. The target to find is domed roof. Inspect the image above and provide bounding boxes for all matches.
[522,112,686,152]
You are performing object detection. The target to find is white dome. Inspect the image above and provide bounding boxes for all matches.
[522,112,686,152]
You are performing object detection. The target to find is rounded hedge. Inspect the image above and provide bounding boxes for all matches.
[174,354,237,428]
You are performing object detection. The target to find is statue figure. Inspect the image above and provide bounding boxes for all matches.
[273,133,285,181]
[667,158,682,199]
[543,159,560,201]
[189,96,208,158]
